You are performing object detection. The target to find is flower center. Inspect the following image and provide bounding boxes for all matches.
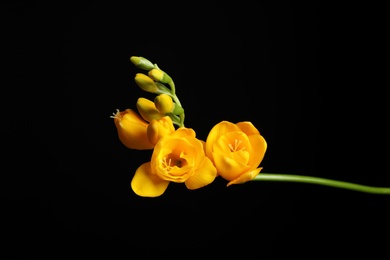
[228,139,244,152]
[161,154,186,172]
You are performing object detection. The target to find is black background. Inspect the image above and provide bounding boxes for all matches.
[2,2,389,258]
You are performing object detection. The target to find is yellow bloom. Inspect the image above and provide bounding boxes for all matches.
[111,109,154,150]
[136,97,164,122]
[205,121,267,186]
[131,128,217,197]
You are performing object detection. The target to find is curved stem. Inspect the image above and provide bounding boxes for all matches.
[178,113,185,128]
[253,173,390,195]
[167,81,185,127]
[168,81,176,96]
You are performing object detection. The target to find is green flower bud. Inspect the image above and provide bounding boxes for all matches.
[130,56,155,70]
[148,68,172,84]
[134,73,159,93]
[154,94,174,114]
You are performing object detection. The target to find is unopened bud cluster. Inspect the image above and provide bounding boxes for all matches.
[130,56,185,127]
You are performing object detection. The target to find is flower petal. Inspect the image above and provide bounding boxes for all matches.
[171,127,196,139]
[205,121,241,160]
[247,134,267,170]
[185,157,217,190]
[212,151,251,181]
[147,116,175,145]
[236,121,260,136]
[226,167,263,187]
[213,132,251,165]
[131,162,170,197]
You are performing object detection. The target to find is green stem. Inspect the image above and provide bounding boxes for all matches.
[178,113,185,128]
[168,81,176,96]
[253,173,390,195]
[167,80,185,127]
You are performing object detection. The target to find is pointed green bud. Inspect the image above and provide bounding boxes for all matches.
[154,94,174,114]
[148,68,172,84]
[172,103,184,115]
[130,56,155,70]
[134,73,159,93]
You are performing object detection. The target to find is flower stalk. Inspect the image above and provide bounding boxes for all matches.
[252,173,390,194]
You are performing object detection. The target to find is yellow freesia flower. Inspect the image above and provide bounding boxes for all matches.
[111,109,154,150]
[205,121,267,186]
[131,128,217,197]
